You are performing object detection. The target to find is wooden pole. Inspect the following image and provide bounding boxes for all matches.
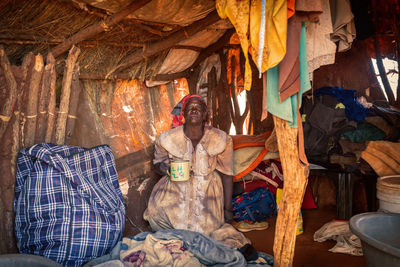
[18,53,34,149]
[51,0,151,58]
[44,53,57,143]
[273,115,308,267]
[216,50,232,133]
[151,28,235,82]
[207,67,217,125]
[24,54,44,147]
[54,46,80,144]
[0,51,30,254]
[115,10,220,73]
[0,113,19,253]
[65,64,81,145]
[0,46,17,140]
[35,53,55,143]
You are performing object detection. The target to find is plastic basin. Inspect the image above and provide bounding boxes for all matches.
[349,212,400,267]
[0,254,63,267]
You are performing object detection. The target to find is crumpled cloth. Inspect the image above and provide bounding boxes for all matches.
[84,229,274,267]
[329,0,356,52]
[120,235,202,267]
[314,220,363,256]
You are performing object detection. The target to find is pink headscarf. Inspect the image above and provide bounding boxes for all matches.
[171,94,207,128]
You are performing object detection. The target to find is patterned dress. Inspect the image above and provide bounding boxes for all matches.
[144,125,249,248]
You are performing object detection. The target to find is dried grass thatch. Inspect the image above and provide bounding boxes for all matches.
[0,0,173,79]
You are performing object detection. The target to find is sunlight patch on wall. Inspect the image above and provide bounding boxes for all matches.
[371,58,398,100]
[229,90,249,135]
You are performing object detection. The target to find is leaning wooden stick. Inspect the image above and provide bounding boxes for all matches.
[44,53,57,143]
[24,53,44,147]
[36,53,55,143]
[54,45,80,144]
[65,63,81,145]
[51,0,151,58]
[273,115,308,267]
[0,45,17,140]
[17,53,34,149]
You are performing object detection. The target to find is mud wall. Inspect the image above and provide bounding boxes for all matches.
[71,78,189,235]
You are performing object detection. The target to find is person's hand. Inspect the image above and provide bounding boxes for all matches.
[155,162,170,176]
[224,208,233,223]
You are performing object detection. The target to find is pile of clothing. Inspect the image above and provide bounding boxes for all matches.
[231,131,318,233]
[84,229,274,267]
[302,86,400,169]
[232,160,283,232]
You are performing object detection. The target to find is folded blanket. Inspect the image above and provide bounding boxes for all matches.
[361,141,400,176]
[232,131,279,181]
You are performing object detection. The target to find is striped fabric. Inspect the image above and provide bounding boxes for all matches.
[14,144,125,267]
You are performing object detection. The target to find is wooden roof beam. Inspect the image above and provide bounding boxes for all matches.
[51,0,151,58]
[150,28,235,82]
[114,10,221,73]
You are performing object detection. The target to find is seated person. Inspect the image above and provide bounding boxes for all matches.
[144,94,250,249]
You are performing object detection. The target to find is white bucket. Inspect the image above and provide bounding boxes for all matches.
[376,175,400,213]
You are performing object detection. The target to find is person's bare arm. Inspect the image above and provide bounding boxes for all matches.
[153,138,170,177]
[154,162,170,176]
[219,172,233,223]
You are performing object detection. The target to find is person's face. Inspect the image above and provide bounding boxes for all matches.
[183,99,207,125]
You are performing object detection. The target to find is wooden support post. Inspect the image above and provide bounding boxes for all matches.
[273,115,308,267]
[51,0,151,58]
[151,28,235,82]
[35,53,56,143]
[55,46,80,144]
[215,50,233,133]
[25,54,44,147]
[0,46,17,140]
[18,53,34,149]
[116,10,220,72]
[0,51,30,254]
[207,67,217,125]
[44,53,57,143]
[187,65,201,94]
[65,64,81,145]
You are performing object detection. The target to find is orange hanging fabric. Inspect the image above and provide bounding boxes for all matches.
[287,0,296,18]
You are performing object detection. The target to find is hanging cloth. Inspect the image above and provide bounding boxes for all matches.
[266,21,311,127]
[265,21,310,164]
[278,0,323,102]
[216,0,288,91]
[306,0,336,79]
[249,0,288,74]
[330,0,356,52]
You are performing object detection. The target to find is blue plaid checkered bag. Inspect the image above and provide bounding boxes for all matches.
[14,143,125,267]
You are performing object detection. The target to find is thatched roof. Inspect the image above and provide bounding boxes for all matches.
[0,0,398,83]
[0,0,231,82]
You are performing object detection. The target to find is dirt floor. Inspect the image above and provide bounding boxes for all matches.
[243,207,367,267]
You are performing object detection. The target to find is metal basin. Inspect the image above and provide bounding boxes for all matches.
[350,212,400,267]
